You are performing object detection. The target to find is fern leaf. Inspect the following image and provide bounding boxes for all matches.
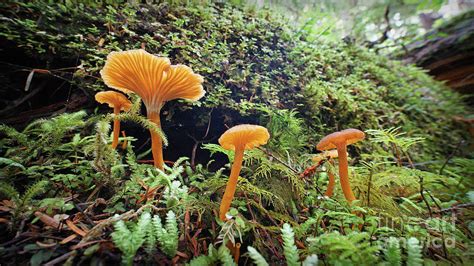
[384,237,401,266]
[406,237,423,266]
[217,244,236,266]
[281,223,299,266]
[0,181,20,201]
[247,246,269,266]
[21,180,48,206]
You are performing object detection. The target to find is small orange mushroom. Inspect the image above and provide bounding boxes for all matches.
[95,91,132,149]
[312,150,341,197]
[100,49,204,169]
[317,129,365,203]
[218,124,270,221]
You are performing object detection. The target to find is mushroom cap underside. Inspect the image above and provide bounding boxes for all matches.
[219,124,270,150]
[95,90,132,111]
[312,149,339,163]
[316,128,365,150]
[100,49,205,108]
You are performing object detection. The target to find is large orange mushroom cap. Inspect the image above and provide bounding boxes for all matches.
[219,124,270,150]
[95,91,132,111]
[317,129,365,151]
[100,49,205,112]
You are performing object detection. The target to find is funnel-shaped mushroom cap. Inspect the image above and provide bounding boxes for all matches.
[317,129,365,151]
[100,49,204,112]
[219,124,270,150]
[95,91,132,111]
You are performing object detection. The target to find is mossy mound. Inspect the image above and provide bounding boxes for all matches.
[0,1,470,162]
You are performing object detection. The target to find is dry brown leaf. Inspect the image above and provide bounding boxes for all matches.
[66,220,87,237]
[60,234,78,245]
[34,211,60,229]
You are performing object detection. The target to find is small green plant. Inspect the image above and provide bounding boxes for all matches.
[247,223,319,266]
[146,210,180,258]
[384,237,402,266]
[187,244,236,266]
[406,237,423,266]
[0,180,48,226]
[111,212,150,266]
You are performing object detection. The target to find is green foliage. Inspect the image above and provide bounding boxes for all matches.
[281,223,300,266]
[384,237,402,266]
[111,212,150,266]
[147,211,180,258]
[307,231,380,265]
[187,244,235,266]
[0,180,48,223]
[247,246,269,266]
[406,237,423,266]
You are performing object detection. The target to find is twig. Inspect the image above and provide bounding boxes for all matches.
[79,205,149,243]
[439,139,464,175]
[257,147,299,174]
[367,168,373,207]
[437,203,474,213]
[188,109,214,170]
[419,176,433,218]
[44,251,77,266]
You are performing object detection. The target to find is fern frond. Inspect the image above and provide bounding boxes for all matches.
[247,246,269,266]
[113,113,168,146]
[406,237,423,266]
[217,244,237,266]
[187,245,219,266]
[0,124,29,146]
[384,237,401,266]
[111,212,150,266]
[21,180,48,206]
[0,182,20,201]
[281,223,299,266]
[151,211,179,258]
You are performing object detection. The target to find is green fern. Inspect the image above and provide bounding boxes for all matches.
[149,211,179,258]
[0,124,29,146]
[187,244,235,266]
[367,127,425,152]
[217,244,237,266]
[111,212,151,266]
[247,246,269,266]
[0,181,20,201]
[384,237,401,266]
[281,223,300,266]
[113,112,168,146]
[307,231,380,265]
[406,237,423,266]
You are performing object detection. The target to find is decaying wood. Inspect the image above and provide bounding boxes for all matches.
[403,11,474,95]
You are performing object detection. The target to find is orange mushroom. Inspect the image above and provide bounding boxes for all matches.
[100,49,205,169]
[218,124,270,221]
[312,150,341,197]
[316,129,365,203]
[95,91,132,149]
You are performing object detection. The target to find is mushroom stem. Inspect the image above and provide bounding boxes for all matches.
[336,143,356,202]
[324,160,336,197]
[148,111,164,170]
[219,145,245,221]
[111,107,121,149]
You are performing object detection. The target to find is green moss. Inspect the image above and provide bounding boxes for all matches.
[1,1,469,162]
